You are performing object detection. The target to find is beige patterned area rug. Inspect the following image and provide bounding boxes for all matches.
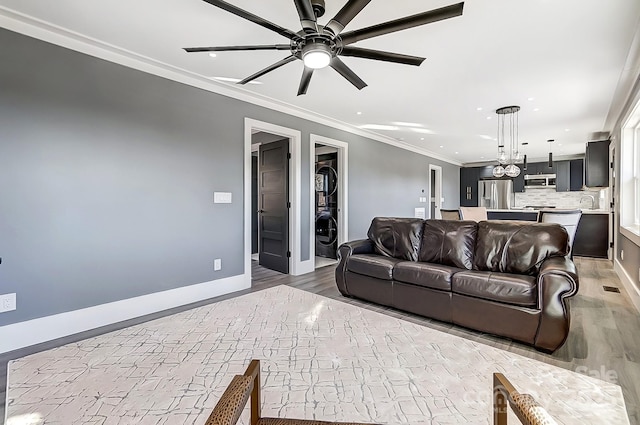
[7,285,628,424]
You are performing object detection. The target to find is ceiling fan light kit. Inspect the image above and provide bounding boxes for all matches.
[184,0,464,95]
[302,42,332,69]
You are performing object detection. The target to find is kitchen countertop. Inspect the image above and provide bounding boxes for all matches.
[487,208,609,214]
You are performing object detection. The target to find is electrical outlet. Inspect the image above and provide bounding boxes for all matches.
[0,293,16,313]
[214,259,222,271]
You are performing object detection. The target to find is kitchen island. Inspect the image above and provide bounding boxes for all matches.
[486,209,610,258]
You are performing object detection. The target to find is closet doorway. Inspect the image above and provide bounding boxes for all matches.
[311,135,348,269]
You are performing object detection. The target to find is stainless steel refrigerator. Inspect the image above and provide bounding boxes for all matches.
[478,179,514,209]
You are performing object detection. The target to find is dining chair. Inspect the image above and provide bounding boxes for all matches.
[537,209,582,257]
[440,209,461,220]
[458,206,488,222]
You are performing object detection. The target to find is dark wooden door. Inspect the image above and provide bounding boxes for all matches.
[258,139,289,274]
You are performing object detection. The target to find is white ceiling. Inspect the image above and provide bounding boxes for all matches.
[1,0,639,164]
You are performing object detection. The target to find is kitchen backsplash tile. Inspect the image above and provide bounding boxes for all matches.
[515,188,605,209]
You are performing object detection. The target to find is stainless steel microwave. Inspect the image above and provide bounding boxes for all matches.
[524,174,556,188]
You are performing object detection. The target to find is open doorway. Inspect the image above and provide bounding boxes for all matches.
[244,119,310,283]
[251,132,290,274]
[310,135,348,269]
[429,164,443,218]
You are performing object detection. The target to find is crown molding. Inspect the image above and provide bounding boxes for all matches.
[0,6,461,167]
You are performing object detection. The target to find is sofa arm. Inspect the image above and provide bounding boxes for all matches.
[335,239,374,296]
[534,256,580,352]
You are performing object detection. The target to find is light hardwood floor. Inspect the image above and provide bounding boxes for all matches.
[1,257,638,425]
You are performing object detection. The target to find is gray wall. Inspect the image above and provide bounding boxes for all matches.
[612,75,640,294]
[0,28,459,326]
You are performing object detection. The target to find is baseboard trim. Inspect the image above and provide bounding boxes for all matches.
[614,259,640,313]
[0,274,249,354]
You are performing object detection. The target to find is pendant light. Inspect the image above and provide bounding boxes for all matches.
[547,139,554,168]
[522,142,528,170]
[492,106,521,178]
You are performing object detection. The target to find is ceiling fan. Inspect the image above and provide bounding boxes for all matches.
[184,0,464,95]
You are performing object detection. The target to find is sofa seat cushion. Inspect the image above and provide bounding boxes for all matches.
[393,261,462,291]
[452,270,537,307]
[346,254,401,280]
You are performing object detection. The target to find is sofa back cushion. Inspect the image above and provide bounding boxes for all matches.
[473,221,569,275]
[419,220,477,269]
[367,217,424,261]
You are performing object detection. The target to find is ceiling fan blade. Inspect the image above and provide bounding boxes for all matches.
[330,57,367,90]
[201,0,301,41]
[340,46,425,66]
[325,0,372,35]
[340,2,464,45]
[297,67,314,96]
[184,45,291,53]
[238,55,297,85]
[293,0,318,33]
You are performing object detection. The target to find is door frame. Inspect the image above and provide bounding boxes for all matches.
[309,134,349,267]
[428,164,443,218]
[245,118,309,278]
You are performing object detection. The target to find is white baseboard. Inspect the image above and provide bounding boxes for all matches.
[614,259,640,313]
[0,274,249,354]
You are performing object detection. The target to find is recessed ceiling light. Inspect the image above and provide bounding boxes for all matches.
[356,111,362,115]
[209,53,217,58]
[420,137,425,140]
[533,108,540,112]
[455,152,459,154]
[439,145,444,148]
[480,156,485,159]
[486,116,492,120]
[359,124,399,131]
[213,76,263,85]
[479,135,494,140]
[565,128,570,132]
[412,128,435,134]
[528,97,534,101]
[477,107,483,111]
[393,121,423,127]
[559,144,563,146]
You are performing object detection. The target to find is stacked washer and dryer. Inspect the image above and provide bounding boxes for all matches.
[315,152,338,259]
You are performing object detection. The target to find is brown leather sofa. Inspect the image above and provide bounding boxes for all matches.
[335,218,579,352]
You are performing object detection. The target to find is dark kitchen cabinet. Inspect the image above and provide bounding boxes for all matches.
[585,140,610,187]
[478,165,495,179]
[569,159,584,191]
[460,167,481,206]
[555,161,570,192]
[573,213,609,258]
[525,161,555,175]
[513,170,525,192]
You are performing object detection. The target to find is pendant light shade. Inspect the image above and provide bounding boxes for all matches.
[522,142,528,170]
[547,139,554,168]
[492,106,521,178]
[493,165,505,177]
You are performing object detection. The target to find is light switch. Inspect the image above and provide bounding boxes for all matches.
[214,192,232,204]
